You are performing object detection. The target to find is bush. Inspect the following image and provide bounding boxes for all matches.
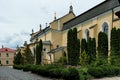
[22,64,31,72]
[61,69,70,80]
[88,67,104,78]
[13,64,80,80]
[68,68,80,80]
[78,67,93,80]
[13,65,24,70]
[88,65,120,78]
[49,68,62,78]
[30,65,40,73]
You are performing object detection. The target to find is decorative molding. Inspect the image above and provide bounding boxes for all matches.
[89,24,97,29]
[113,18,120,22]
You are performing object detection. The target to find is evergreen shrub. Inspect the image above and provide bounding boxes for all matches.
[88,65,120,78]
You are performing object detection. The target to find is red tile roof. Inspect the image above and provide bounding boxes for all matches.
[0,48,16,53]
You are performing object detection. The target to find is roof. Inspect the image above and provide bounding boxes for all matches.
[29,40,52,46]
[30,26,51,41]
[30,12,75,42]
[0,48,16,53]
[50,12,75,24]
[62,0,120,31]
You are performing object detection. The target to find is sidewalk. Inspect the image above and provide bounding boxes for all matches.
[93,77,120,80]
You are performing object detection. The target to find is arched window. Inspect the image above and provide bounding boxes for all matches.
[102,22,109,35]
[85,29,89,42]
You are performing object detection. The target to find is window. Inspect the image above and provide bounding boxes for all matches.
[0,53,1,57]
[6,53,9,57]
[6,60,9,64]
[102,22,109,35]
[0,60,1,64]
[85,29,89,42]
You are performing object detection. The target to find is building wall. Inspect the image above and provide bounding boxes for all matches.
[37,31,52,42]
[62,10,114,50]
[51,30,62,49]
[113,6,120,29]
[52,50,63,62]
[0,52,15,66]
[62,30,68,47]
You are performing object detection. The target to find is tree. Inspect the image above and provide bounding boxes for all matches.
[67,29,73,65]
[80,50,89,66]
[36,39,43,65]
[81,39,87,54]
[98,32,108,59]
[14,51,24,65]
[110,28,120,65]
[87,38,96,64]
[23,45,34,64]
[67,28,80,66]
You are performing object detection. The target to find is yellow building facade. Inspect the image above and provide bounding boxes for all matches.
[0,46,16,66]
[29,0,120,64]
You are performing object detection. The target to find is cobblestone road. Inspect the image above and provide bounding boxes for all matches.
[0,66,52,80]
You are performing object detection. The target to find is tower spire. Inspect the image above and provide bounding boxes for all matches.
[69,4,73,13]
[32,29,34,34]
[40,24,42,31]
[54,12,56,20]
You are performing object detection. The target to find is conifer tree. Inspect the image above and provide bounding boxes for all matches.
[23,45,34,64]
[111,28,120,65]
[36,39,43,65]
[87,38,96,64]
[80,50,88,65]
[67,28,80,66]
[14,51,24,65]
[98,32,108,59]
[81,39,87,53]
[67,29,73,65]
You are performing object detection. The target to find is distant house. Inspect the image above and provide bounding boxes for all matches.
[0,46,16,66]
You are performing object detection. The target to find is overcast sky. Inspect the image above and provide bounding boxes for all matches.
[0,0,105,49]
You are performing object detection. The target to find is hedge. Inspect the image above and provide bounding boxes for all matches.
[13,64,80,80]
[88,65,120,78]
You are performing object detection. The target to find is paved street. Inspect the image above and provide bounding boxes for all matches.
[0,66,52,80]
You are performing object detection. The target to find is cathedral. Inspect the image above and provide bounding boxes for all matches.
[28,0,120,64]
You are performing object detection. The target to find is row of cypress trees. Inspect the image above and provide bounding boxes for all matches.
[67,28,109,66]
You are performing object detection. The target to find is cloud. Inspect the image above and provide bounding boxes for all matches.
[0,16,13,23]
[0,31,30,49]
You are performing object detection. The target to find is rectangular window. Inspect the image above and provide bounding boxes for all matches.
[6,60,9,64]
[6,53,9,57]
[0,60,1,64]
[0,53,1,57]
